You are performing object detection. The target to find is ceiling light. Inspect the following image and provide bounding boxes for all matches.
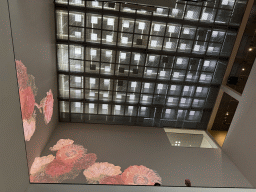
[75,14,81,22]
[166,109,171,114]
[200,74,206,80]
[147,70,152,75]
[106,35,113,42]
[178,141,181,143]
[180,43,186,50]
[187,11,194,19]
[181,98,186,103]
[75,102,81,108]
[91,33,97,41]
[226,112,229,115]
[116,94,122,98]
[178,110,183,113]
[156,8,163,13]
[75,64,81,69]
[75,0,81,4]
[201,13,209,20]
[194,99,199,104]
[106,51,112,57]
[184,86,189,91]
[90,78,96,84]
[190,111,195,115]
[92,1,99,7]
[122,20,129,28]
[169,26,175,33]
[131,82,137,88]
[138,22,145,30]
[103,93,108,97]
[157,84,163,89]
[104,79,110,85]
[166,42,172,49]
[187,74,192,79]
[168,97,173,102]
[105,66,110,72]
[107,18,114,25]
[149,56,155,61]
[142,95,148,100]
[151,40,157,47]
[208,47,214,52]
[120,52,126,59]
[154,24,161,31]
[242,68,245,71]
[91,16,98,24]
[75,77,81,83]
[175,144,177,146]
[171,85,176,90]
[222,0,229,5]
[90,49,96,56]
[75,31,81,38]
[204,61,210,66]
[89,92,95,97]
[115,105,121,110]
[212,31,218,37]
[102,104,108,109]
[75,48,81,55]
[159,71,165,76]
[134,54,141,61]
[196,87,202,92]
[249,48,253,51]
[130,95,135,100]
[128,106,133,110]
[194,45,200,51]
[183,28,190,34]
[75,90,81,95]
[172,9,178,16]
[177,58,183,64]
[173,72,179,78]
[121,37,128,44]
[144,83,150,88]
[141,107,146,111]
[175,141,178,143]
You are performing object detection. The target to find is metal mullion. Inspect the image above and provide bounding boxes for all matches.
[97,3,104,115]
[135,11,154,122]
[123,10,137,117]
[83,4,86,119]
[68,0,71,122]
[111,3,121,118]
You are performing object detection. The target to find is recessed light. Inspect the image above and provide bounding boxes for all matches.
[89,92,95,97]
[190,111,195,115]
[92,1,99,7]
[103,93,108,97]
[196,87,202,92]
[106,35,113,42]
[102,104,108,109]
[75,102,81,108]
[91,16,98,24]
[134,54,141,61]
[168,98,173,102]
[89,104,94,109]
[170,85,176,90]
[159,71,165,76]
[166,42,172,49]
[169,26,175,33]
[180,43,186,50]
[200,74,206,80]
[201,13,209,20]
[75,77,81,83]
[181,98,186,103]
[104,79,110,85]
[166,109,171,114]
[107,18,114,25]
[131,82,137,88]
[151,40,157,47]
[75,48,81,55]
[120,52,126,59]
[208,47,214,52]
[147,70,152,75]
[187,11,194,19]
[121,37,128,44]
[115,105,121,110]
[105,66,110,72]
[154,24,161,31]
[141,107,146,111]
[138,22,145,30]
[116,94,122,99]
[212,31,218,37]
[184,86,189,91]
[149,56,155,61]
[75,31,81,38]
[142,95,148,100]
[123,20,129,28]
[172,9,178,16]
[90,49,97,56]
[222,0,229,5]
[157,84,163,89]
[144,83,150,88]
[90,78,96,84]
[183,28,190,34]
[128,106,133,110]
[173,72,179,78]
[75,14,81,22]
[106,51,112,57]
[194,45,200,51]
[156,8,163,13]
[177,58,183,64]
[204,61,210,66]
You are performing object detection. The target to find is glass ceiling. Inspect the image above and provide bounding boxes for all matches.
[55,0,247,129]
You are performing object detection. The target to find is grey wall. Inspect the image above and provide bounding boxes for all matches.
[0,1,29,192]
[8,0,58,172]
[222,59,256,187]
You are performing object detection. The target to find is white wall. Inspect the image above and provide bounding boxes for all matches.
[0,1,29,192]
[222,59,256,187]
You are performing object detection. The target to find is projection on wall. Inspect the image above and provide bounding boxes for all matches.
[29,139,162,185]
[16,60,54,141]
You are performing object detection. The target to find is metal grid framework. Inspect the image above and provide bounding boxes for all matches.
[55,0,247,128]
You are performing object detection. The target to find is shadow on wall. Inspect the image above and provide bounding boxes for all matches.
[16,60,54,141]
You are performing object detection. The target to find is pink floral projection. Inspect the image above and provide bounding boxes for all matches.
[30,139,162,185]
[16,60,54,141]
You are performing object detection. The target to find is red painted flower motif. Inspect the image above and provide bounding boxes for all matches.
[23,117,36,141]
[16,60,28,90]
[121,165,162,185]
[74,153,97,170]
[99,175,124,185]
[45,159,73,178]
[42,89,54,124]
[30,171,55,183]
[19,86,35,120]
[56,144,87,165]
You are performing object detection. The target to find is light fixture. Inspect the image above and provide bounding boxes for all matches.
[157,84,163,89]
[222,0,229,5]
[115,105,121,110]
[168,97,173,102]
[242,68,245,71]
[75,0,81,4]
[212,31,218,37]
[183,28,190,34]
[159,71,165,76]
[226,112,229,115]
[186,11,194,19]
[144,83,150,88]
[104,79,110,85]
[166,109,171,114]
[173,72,179,78]
[102,104,108,110]
[172,9,178,16]
[200,74,206,80]
[147,70,152,75]
[75,77,81,83]
[107,18,114,25]
[156,8,163,13]
[149,56,155,61]
[166,42,172,49]
[177,58,183,64]
[106,35,113,42]
[91,33,97,41]
[141,107,146,111]
[75,64,81,69]
[194,45,200,51]
[120,52,126,59]
[92,1,99,7]
[184,86,189,91]
[190,111,195,115]
[75,102,81,108]
[142,95,148,100]
[180,43,186,50]
[128,106,133,110]
[169,26,175,33]
[122,20,129,28]
[89,92,95,97]
[196,87,202,92]
[194,99,199,104]
[75,32,81,38]
[90,78,96,84]
[106,51,112,57]
[208,47,214,52]
[170,85,176,90]
[151,40,157,47]
[75,90,81,95]
[204,61,210,67]
[75,14,81,22]
[138,22,145,30]
[134,54,141,61]
[249,48,253,51]
[103,93,108,97]
[91,16,98,24]
[187,74,192,79]
[131,82,137,88]
[90,49,97,56]
[116,94,122,99]
[201,13,209,20]
[75,47,81,55]
[154,24,161,31]
[105,66,110,72]
[130,94,135,100]
[181,98,186,103]
[121,37,128,44]
[178,110,183,114]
